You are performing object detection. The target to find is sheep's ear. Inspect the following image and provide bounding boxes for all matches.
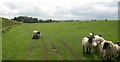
[99,34,102,37]
[87,37,89,38]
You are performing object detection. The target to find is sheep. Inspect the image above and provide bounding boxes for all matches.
[115,41,120,59]
[92,41,99,53]
[94,35,105,44]
[32,30,42,39]
[92,35,105,53]
[116,41,120,46]
[82,36,94,54]
[100,41,118,60]
[82,33,105,54]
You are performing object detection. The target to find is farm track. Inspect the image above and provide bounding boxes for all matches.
[45,35,64,60]
[27,39,36,60]
[54,37,80,60]
[40,38,49,60]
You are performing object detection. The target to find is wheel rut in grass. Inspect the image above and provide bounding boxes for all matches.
[27,39,36,59]
[40,38,49,60]
[27,38,49,60]
[45,35,64,60]
[55,37,80,60]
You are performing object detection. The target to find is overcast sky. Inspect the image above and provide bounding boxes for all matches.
[0,0,119,20]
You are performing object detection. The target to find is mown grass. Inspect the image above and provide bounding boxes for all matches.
[2,21,118,60]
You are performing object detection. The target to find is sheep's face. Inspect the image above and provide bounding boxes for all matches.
[93,42,97,47]
[103,42,110,50]
[117,42,120,46]
[89,33,94,38]
[87,37,93,43]
[37,32,40,34]
[89,33,93,36]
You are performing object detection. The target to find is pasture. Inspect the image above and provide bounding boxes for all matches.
[2,21,118,60]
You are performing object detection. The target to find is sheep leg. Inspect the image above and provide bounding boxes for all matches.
[118,54,120,61]
[86,48,89,54]
[107,57,111,60]
[102,53,106,60]
[88,48,92,54]
[83,46,85,53]
[100,53,103,59]
[118,53,120,59]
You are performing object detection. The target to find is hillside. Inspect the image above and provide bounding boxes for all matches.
[0,17,22,33]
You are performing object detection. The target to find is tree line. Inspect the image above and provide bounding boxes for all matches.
[12,16,58,23]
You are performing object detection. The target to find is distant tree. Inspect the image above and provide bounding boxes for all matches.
[38,19,43,23]
[45,19,53,23]
[92,19,94,21]
[95,19,96,21]
[105,19,108,21]
[12,16,39,23]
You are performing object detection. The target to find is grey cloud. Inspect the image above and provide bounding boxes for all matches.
[19,9,45,16]
[3,2,22,10]
[54,7,71,15]
[0,0,118,20]
[69,2,117,20]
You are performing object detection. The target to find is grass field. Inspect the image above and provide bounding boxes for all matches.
[0,26,1,61]
[2,21,118,60]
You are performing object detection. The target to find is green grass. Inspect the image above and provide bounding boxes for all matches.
[0,41,1,61]
[2,21,118,60]
[0,18,2,61]
[0,17,22,34]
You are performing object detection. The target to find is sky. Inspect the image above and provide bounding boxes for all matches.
[0,0,119,20]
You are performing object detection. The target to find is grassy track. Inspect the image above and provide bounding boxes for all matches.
[2,21,118,60]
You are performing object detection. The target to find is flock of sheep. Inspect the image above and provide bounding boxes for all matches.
[82,33,120,60]
[32,30,120,60]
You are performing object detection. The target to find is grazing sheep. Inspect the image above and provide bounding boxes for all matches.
[32,30,42,39]
[82,36,94,54]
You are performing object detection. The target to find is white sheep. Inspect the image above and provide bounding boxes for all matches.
[115,41,120,59]
[32,30,41,39]
[92,35,105,53]
[82,36,94,54]
[94,35,105,44]
[100,41,118,60]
